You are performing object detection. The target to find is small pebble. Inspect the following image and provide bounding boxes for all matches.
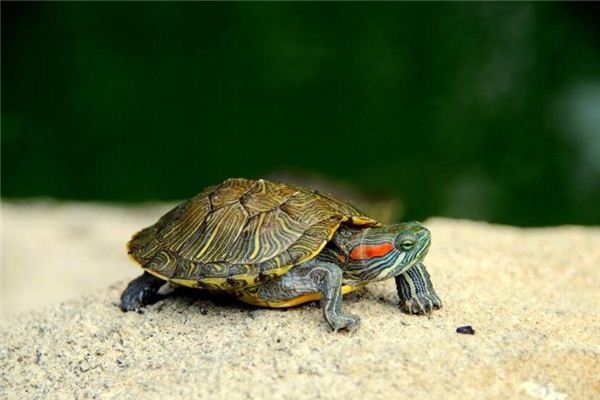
[456,325,475,335]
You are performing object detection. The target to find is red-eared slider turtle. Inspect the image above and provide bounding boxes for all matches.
[121,178,442,331]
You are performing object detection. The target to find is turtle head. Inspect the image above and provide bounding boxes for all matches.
[345,221,431,282]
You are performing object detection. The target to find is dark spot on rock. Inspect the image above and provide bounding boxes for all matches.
[456,325,475,335]
[35,350,42,364]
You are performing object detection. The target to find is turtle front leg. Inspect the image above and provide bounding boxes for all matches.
[317,263,361,332]
[395,263,442,315]
[256,261,360,332]
[120,272,171,311]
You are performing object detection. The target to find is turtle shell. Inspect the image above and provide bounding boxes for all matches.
[127,178,380,290]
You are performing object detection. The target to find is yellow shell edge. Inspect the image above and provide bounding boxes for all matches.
[236,284,367,308]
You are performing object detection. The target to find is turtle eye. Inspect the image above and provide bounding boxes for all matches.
[399,239,415,251]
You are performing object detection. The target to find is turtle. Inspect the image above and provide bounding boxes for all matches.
[121,178,442,331]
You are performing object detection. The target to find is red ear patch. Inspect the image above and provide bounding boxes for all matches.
[349,242,394,260]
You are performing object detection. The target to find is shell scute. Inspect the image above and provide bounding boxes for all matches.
[240,179,298,218]
[156,195,212,253]
[209,178,256,210]
[225,207,305,264]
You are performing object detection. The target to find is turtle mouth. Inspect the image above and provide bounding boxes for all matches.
[420,236,431,257]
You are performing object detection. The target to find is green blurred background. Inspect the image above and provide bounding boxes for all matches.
[2,2,599,226]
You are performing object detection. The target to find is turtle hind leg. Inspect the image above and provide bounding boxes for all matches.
[120,272,168,312]
[395,263,442,315]
[255,260,360,332]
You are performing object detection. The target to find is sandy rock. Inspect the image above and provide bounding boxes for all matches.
[1,203,599,399]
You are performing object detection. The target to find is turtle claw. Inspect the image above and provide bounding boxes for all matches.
[400,293,442,315]
[330,313,361,332]
[396,264,442,315]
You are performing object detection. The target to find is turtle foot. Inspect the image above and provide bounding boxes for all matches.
[120,272,165,312]
[400,293,442,315]
[329,313,361,332]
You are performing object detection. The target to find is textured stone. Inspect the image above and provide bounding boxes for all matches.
[1,203,599,399]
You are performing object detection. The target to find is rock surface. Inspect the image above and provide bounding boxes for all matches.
[1,202,599,399]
